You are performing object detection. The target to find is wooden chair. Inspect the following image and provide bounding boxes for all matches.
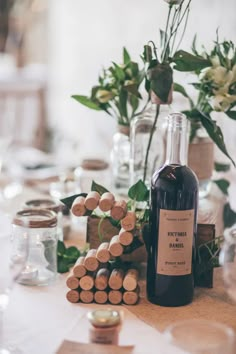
[0,74,47,150]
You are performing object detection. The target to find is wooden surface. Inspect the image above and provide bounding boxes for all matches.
[124,267,236,332]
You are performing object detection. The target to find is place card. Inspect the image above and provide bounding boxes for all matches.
[56,340,134,354]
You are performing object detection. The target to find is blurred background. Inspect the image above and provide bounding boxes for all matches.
[0,0,235,160]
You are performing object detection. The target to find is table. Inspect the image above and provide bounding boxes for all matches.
[1,183,236,354]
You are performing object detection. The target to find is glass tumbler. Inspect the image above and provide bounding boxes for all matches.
[164,319,235,354]
[12,209,58,286]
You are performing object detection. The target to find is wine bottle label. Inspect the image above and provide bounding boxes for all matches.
[157,209,194,276]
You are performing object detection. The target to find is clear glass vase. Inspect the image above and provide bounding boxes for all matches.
[188,124,214,199]
[130,104,168,188]
[110,125,130,196]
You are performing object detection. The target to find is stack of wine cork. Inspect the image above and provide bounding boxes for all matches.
[66,255,140,305]
[66,191,140,305]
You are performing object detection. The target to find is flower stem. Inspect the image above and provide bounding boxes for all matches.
[143,104,160,183]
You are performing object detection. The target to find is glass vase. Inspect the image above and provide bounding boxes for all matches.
[188,124,214,199]
[110,125,130,196]
[130,105,168,188]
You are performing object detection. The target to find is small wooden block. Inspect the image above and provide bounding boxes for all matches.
[96,242,111,263]
[66,275,80,290]
[66,289,80,303]
[118,229,134,246]
[80,275,94,290]
[85,191,100,211]
[95,268,110,290]
[120,211,136,231]
[71,196,86,217]
[73,256,86,278]
[84,249,99,272]
[94,290,108,304]
[80,290,94,303]
[99,192,115,212]
[123,269,139,291]
[108,268,124,290]
[109,235,124,257]
[110,200,127,221]
[108,290,123,305]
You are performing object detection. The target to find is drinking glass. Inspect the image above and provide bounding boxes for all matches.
[164,319,235,354]
[0,212,29,354]
[220,225,236,302]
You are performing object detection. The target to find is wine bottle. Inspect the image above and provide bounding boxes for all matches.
[147,112,199,307]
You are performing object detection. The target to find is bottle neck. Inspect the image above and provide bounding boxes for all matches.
[165,113,188,166]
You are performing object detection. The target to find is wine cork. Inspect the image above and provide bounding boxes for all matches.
[99,192,115,212]
[110,200,127,221]
[96,242,111,263]
[108,268,124,290]
[84,249,99,271]
[94,290,108,304]
[118,229,134,246]
[108,235,124,257]
[120,211,136,231]
[123,269,139,291]
[66,274,80,290]
[80,274,94,290]
[73,256,86,278]
[71,196,86,216]
[95,268,110,290]
[123,287,140,305]
[80,290,94,303]
[66,289,80,303]
[108,290,123,305]
[84,191,100,210]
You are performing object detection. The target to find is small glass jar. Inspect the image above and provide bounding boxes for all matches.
[74,159,110,193]
[23,198,64,241]
[188,123,214,199]
[110,125,130,196]
[13,209,58,286]
[130,105,167,188]
[87,309,121,345]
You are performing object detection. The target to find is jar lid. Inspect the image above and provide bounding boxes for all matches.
[24,198,62,213]
[13,209,57,228]
[87,309,121,328]
[81,159,109,171]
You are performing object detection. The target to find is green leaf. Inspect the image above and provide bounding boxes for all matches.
[57,240,66,256]
[123,47,131,65]
[119,88,128,118]
[213,179,230,195]
[65,246,80,260]
[223,203,236,228]
[71,95,102,111]
[124,83,142,98]
[112,62,125,81]
[57,257,70,273]
[142,45,153,63]
[148,63,173,103]
[199,112,235,166]
[60,193,87,210]
[225,110,236,120]
[130,95,139,114]
[172,50,211,72]
[173,82,194,108]
[214,162,230,172]
[91,180,109,195]
[128,179,149,202]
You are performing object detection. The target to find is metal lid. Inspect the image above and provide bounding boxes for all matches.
[81,159,109,171]
[13,209,57,228]
[87,309,121,328]
[24,198,62,213]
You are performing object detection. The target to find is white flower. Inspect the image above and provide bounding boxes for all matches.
[212,94,236,112]
[96,90,114,103]
[164,0,183,4]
